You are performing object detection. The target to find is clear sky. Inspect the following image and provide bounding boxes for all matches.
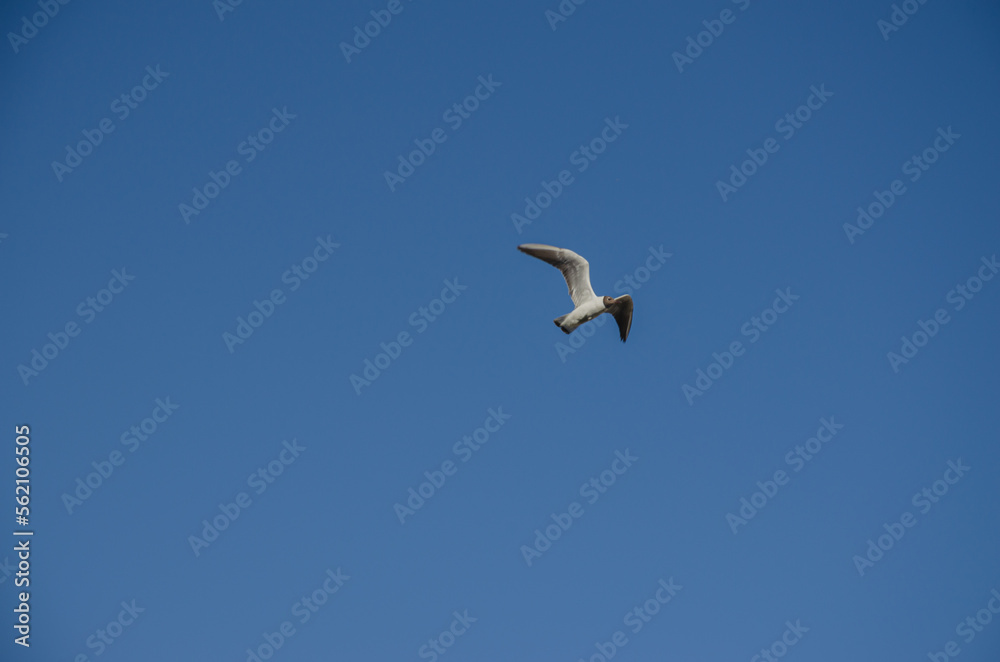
[2,0,999,660]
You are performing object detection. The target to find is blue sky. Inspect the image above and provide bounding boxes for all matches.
[2,0,999,659]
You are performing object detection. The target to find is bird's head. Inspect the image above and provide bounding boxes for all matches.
[603,295,615,307]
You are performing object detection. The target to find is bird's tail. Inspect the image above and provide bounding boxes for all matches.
[553,315,572,334]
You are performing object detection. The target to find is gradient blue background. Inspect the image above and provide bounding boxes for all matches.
[2,0,999,659]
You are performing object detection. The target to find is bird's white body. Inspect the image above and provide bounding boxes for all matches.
[557,296,608,332]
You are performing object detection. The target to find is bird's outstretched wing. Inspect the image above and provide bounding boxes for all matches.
[607,295,633,342]
[517,244,597,308]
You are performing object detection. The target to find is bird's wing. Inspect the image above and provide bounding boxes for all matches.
[607,295,633,343]
[517,244,597,308]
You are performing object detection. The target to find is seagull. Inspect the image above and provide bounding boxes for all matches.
[517,243,633,342]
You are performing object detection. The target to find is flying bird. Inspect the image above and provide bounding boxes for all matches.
[517,243,633,342]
